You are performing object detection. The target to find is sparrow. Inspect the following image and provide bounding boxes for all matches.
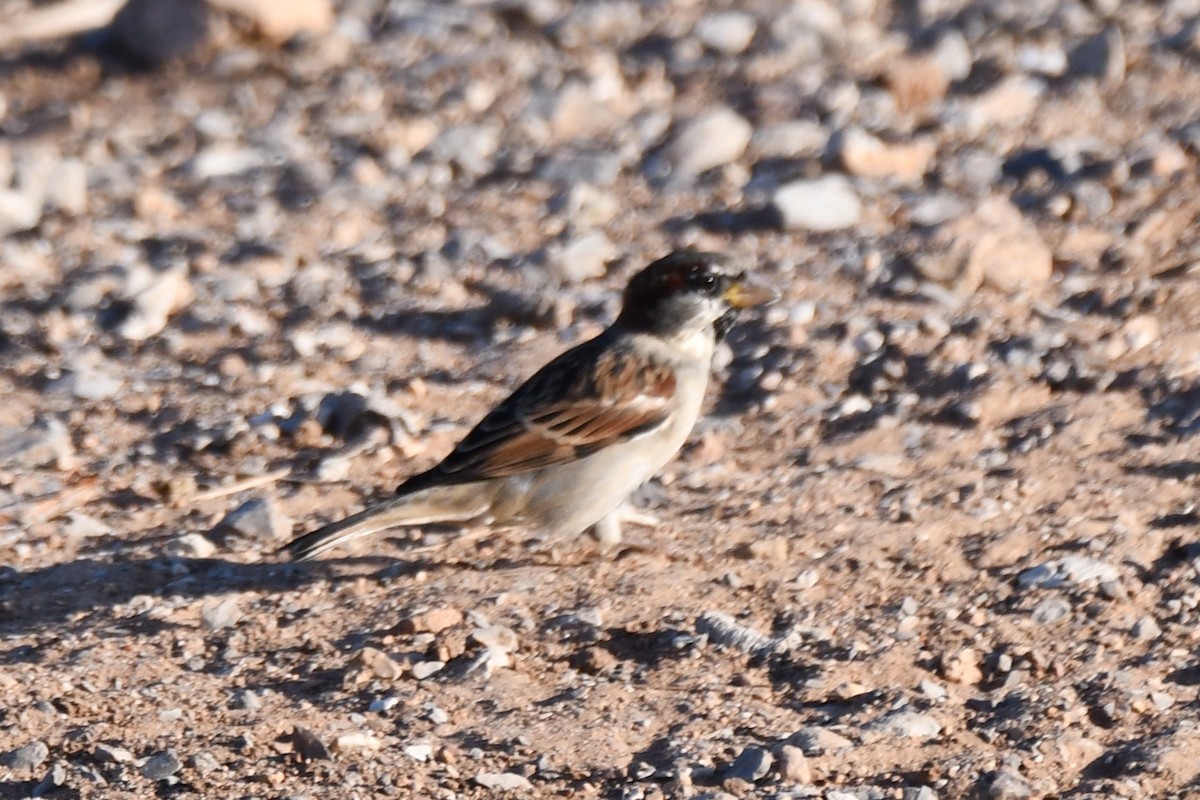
[280,250,778,562]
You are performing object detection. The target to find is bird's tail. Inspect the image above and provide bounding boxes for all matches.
[279,484,491,562]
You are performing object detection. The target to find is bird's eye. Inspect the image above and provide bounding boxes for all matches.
[689,272,719,293]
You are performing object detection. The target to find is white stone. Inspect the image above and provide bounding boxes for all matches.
[667,107,752,177]
[695,12,757,55]
[772,175,862,231]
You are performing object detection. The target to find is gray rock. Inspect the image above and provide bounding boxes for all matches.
[368,696,400,713]
[909,194,969,227]
[411,660,445,680]
[63,512,110,540]
[117,267,194,342]
[695,611,775,654]
[1018,556,1120,590]
[474,771,534,791]
[1032,597,1071,625]
[904,788,939,800]
[429,123,500,177]
[772,176,862,231]
[932,30,972,81]
[1131,615,1162,641]
[827,789,890,800]
[471,625,520,653]
[405,743,434,762]
[1,740,49,770]
[919,679,948,700]
[46,159,87,215]
[166,533,218,559]
[751,120,827,158]
[666,107,752,178]
[94,744,135,764]
[56,367,123,401]
[0,188,43,237]
[695,12,757,55]
[31,761,67,798]
[538,151,623,187]
[1072,181,1113,218]
[1017,44,1068,77]
[1069,28,1125,85]
[201,597,241,631]
[725,746,773,782]
[140,750,182,780]
[0,417,75,470]
[871,710,942,740]
[549,231,615,283]
[788,725,854,755]
[190,145,264,179]
[987,767,1033,798]
[189,752,221,774]
[1059,555,1121,585]
[218,497,291,542]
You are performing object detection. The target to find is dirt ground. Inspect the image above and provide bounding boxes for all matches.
[3,0,1200,798]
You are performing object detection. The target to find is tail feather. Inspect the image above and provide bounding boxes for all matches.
[279,486,490,562]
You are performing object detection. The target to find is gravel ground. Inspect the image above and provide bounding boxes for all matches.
[3,0,1200,798]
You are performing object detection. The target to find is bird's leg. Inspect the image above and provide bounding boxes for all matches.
[590,511,624,549]
[588,502,659,550]
[618,504,659,528]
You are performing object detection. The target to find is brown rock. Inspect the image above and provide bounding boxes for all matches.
[355,646,406,680]
[940,647,984,685]
[430,631,468,663]
[885,55,949,116]
[209,0,333,43]
[733,536,789,563]
[570,646,618,675]
[776,744,812,783]
[840,128,935,183]
[396,607,463,635]
[917,197,1052,293]
[287,726,332,762]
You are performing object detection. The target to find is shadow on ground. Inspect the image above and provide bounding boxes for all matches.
[0,552,385,650]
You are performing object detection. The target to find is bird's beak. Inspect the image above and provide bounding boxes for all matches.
[723,273,780,308]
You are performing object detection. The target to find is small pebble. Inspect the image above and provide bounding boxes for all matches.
[140,750,182,781]
[724,746,773,783]
[200,597,241,631]
[771,176,862,231]
[405,743,434,762]
[694,11,757,55]
[1032,597,1071,625]
[1131,616,1162,641]
[411,660,445,680]
[871,710,942,740]
[776,744,811,783]
[666,107,753,178]
[475,771,534,791]
[1,741,49,770]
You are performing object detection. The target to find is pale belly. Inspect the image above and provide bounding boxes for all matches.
[489,367,710,535]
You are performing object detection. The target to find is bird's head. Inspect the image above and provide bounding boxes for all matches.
[618,250,778,341]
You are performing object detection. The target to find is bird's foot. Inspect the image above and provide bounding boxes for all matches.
[588,505,664,557]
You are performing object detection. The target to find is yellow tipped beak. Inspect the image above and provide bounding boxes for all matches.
[723,274,780,308]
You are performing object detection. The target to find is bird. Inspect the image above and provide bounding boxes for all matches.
[279,250,778,562]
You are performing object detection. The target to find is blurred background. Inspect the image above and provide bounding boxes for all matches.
[3,1,1200,798]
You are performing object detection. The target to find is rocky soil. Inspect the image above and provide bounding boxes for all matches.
[3,0,1200,798]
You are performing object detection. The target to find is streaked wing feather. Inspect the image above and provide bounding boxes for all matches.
[414,339,676,485]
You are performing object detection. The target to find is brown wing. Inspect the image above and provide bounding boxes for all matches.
[400,337,676,491]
